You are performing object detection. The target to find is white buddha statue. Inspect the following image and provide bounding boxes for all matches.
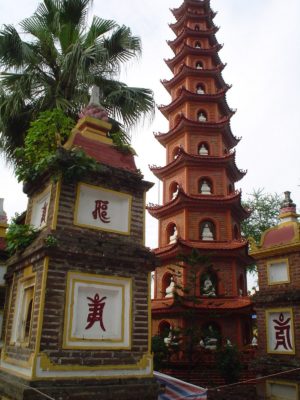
[226,339,233,347]
[172,185,179,199]
[196,86,205,95]
[195,42,201,48]
[196,62,203,70]
[164,331,172,347]
[169,226,178,244]
[202,276,216,297]
[202,223,214,241]
[199,144,209,155]
[165,277,175,298]
[198,112,207,122]
[200,180,211,195]
[251,336,258,347]
[204,325,218,350]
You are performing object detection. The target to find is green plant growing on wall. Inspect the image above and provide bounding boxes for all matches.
[6,215,38,255]
[172,249,211,363]
[151,335,169,371]
[216,343,242,384]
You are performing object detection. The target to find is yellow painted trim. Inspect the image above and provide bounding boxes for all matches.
[148,272,152,355]
[267,258,290,286]
[23,265,33,277]
[39,352,151,372]
[266,379,299,399]
[251,241,300,259]
[143,191,146,246]
[63,271,132,350]
[1,354,34,369]
[265,308,295,355]
[73,182,132,236]
[1,273,15,359]
[27,184,52,229]
[79,128,113,145]
[51,179,61,230]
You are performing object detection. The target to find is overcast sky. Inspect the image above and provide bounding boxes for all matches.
[1,0,300,251]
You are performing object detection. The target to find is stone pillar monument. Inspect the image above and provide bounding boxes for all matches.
[0,100,158,399]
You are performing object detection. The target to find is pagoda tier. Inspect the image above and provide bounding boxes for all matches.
[165,44,223,71]
[154,115,239,149]
[150,0,253,354]
[171,0,213,20]
[169,11,216,35]
[158,88,233,118]
[162,64,227,89]
[147,189,249,221]
[149,148,246,182]
[167,26,219,52]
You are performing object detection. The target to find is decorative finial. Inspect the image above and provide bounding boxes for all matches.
[79,85,109,122]
[0,198,7,225]
[279,191,298,223]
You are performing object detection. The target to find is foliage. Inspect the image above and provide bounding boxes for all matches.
[0,0,155,165]
[216,344,242,384]
[17,147,102,184]
[173,249,211,362]
[151,335,168,371]
[6,216,38,254]
[241,188,282,245]
[44,234,58,248]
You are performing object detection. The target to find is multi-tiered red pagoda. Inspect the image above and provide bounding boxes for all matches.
[148,0,253,351]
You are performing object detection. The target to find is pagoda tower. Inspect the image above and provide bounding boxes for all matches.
[148,0,253,350]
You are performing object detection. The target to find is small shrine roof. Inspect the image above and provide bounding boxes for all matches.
[251,221,300,258]
[149,148,246,182]
[66,118,138,173]
[165,44,222,71]
[162,64,227,90]
[158,87,232,118]
[155,114,240,146]
[152,296,252,312]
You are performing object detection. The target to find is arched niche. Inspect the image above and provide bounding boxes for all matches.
[238,273,245,296]
[172,146,181,160]
[194,24,200,31]
[195,41,202,48]
[162,272,173,295]
[169,181,179,200]
[200,220,216,241]
[196,84,205,95]
[158,320,171,338]
[167,222,178,244]
[200,270,218,297]
[198,142,209,155]
[197,110,207,122]
[233,224,239,240]
[198,177,213,195]
[201,322,222,350]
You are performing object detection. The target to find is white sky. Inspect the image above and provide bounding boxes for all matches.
[1,0,300,256]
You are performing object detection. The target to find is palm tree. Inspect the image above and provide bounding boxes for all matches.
[0,0,155,164]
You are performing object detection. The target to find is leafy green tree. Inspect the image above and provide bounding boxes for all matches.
[0,0,154,165]
[216,344,242,384]
[242,189,282,245]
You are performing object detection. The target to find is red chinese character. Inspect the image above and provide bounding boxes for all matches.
[40,201,48,225]
[92,200,110,223]
[273,313,293,351]
[85,293,107,331]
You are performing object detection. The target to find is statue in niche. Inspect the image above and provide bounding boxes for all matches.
[196,62,203,69]
[202,274,216,297]
[201,223,214,241]
[195,42,201,48]
[203,325,219,350]
[172,184,179,199]
[251,336,258,347]
[165,276,175,298]
[199,144,209,155]
[200,180,211,195]
[198,112,207,122]
[196,86,205,95]
[169,226,178,244]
